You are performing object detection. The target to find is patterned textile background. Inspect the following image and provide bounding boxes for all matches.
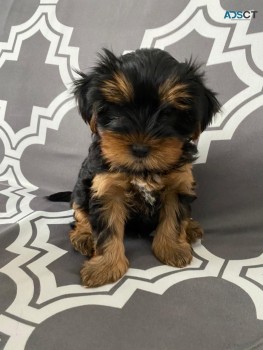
[0,1,263,349]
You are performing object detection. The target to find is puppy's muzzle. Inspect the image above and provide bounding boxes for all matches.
[131,144,150,158]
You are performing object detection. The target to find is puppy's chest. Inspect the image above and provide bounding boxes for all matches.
[129,175,164,216]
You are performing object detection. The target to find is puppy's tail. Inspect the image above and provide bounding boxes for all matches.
[46,191,72,203]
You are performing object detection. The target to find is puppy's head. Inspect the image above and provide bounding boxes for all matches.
[73,48,220,173]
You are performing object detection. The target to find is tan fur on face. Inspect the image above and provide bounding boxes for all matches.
[159,80,192,110]
[100,131,183,172]
[101,72,133,104]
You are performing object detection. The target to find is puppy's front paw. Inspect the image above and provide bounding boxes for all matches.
[152,238,192,268]
[69,229,94,258]
[80,254,129,288]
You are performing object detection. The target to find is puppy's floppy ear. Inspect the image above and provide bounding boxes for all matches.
[181,60,221,136]
[200,86,221,132]
[73,71,97,133]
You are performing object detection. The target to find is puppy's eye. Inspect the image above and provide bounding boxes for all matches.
[113,115,121,120]
[97,105,108,113]
[105,114,126,132]
[112,114,124,122]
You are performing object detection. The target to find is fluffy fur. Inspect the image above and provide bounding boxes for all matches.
[67,48,220,287]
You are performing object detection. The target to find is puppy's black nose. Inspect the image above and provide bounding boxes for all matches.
[131,144,150,158]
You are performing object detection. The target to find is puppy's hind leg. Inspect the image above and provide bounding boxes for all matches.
[185,219,203,243]
[69,203,95,258]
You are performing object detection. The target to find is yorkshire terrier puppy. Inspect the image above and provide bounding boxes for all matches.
[62,48,220,287]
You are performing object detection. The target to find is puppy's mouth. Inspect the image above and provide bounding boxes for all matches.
[100,131,184,173]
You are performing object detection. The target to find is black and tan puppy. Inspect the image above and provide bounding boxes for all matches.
[67,48,220,287]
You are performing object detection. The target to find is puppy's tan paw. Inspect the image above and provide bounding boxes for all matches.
[69,230,94,258]
[186,219,204,243]
[80,255,129,288]
[152,239,193,268]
